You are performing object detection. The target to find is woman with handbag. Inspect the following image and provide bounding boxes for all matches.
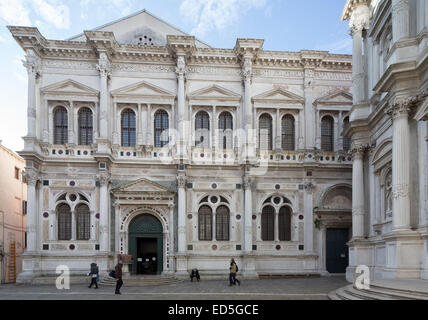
[88,263,99,289]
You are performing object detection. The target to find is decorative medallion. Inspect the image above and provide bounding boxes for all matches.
[212,245,218,251]
[43,212,49,218]
[58,150,63,155]
[69,244,75,250]
[69,181,76,186]
[187,214,193,220]
[95,213,100,219]
[236,215,241,220]
[252,215,257,220]
[83,151,88,155]
[299,215,304,220]
[276,245,281,250]
[275,184,281,190]
[212,183,217,189]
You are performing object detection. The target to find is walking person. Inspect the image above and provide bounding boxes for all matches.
[229,258,240,286]
[88,263,99,289]
[115,260,124,295]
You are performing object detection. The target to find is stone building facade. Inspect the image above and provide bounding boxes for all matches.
[342,0,428,280]
[0,142,27,284]
[8,10,354,281]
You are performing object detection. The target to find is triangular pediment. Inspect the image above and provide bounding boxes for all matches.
[315,90,353,106]
[41,79,99,96]
[111,80,175,98]
[68,9,210,48]
[113,178,174,194]
[252,88,304,103]
[188,85,241,101]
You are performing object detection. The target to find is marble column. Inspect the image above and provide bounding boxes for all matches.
[99,172,110,253]
[23,49,40,139]
[303,67,314,149]
[392,0,410,42]
[137,103,143,145]
[169,205,175,256]
[242,56,254,158]
[177,173,187,253]
[276,109,281,150]
[388,99,413,231]
[176,56,187,158]
[352,145,367,239]
[24,171,39,253]
[146,104,152,147]
[97,52,110,140]
[243,175,253,253]
[69,101,75,144]
[304,183,314,252]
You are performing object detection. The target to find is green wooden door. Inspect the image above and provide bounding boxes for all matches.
[128,214,163,275]
[326,228,349,274]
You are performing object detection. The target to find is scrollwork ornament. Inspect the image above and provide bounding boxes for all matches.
[243,176,252,190]
[387,96,418,119]
[242,57,253,82]
[97,52,111,78]
[23,49,41,78]
[175,56,186,78]
[351,144,368,161]
[23,170,40,186]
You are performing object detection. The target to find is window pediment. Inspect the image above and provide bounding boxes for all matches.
[41,79,99,98]
[252,87,304,106]
[314,90,353,107]
[111,80,175,101]
[187,84,241,103]
[113,178,175,194]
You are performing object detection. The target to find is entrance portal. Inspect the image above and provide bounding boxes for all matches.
[326,228,349,273]
[128,214,163,275]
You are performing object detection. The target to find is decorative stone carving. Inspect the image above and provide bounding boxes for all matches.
[392,183,409,199]
[387,96,418,119]
[97,52,111,78]
[242,57,253,82]
[243,176,252,190]
[349,4,370,34]
[351,144,368,161]
[175,56,186,78]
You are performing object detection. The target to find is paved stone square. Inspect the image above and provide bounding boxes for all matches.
[0,276,348,300]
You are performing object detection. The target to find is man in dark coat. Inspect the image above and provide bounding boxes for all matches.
[229,258,240,286]
[88,263,99,289]
[115,260,123,295]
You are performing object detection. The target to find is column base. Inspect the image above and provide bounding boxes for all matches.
[241,254,259,279]
[17,253,42,284]
[175,253,189,276]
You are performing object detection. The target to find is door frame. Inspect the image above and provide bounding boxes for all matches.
[326,228,350,274]
[130,234,163,275]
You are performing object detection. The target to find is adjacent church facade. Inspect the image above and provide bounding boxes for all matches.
[342,0,428,280]
[9,10,355,281]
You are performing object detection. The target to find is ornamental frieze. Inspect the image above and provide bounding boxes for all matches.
[111,63,175,73]
[42,60,97,70]
[313,72,352,81]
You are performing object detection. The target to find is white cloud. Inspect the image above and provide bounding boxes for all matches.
[80,0,135,19]
[30,0,70,29]
[180,0,267,37]
[315,37,352,54]
[0,0,31,26]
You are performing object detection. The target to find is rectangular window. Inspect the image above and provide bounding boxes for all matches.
[22,200,27,215]
[14,167,20,180]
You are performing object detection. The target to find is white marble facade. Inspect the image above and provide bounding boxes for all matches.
[9,10,355,281]
[342,0,428,280]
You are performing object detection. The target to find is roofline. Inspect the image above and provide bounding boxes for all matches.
[0,142,25,163]
[67,8,212,48]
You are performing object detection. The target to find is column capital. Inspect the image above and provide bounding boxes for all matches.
[97,52,111,78]
[349,4,370,35]
[351,144,369,160]
[98,172,111,186]
[23,170,40,186]
[387,95,418,119]
[177,173,187,189]
[23,49,41,78]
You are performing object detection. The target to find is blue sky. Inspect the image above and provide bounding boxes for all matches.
[0,0,351,152]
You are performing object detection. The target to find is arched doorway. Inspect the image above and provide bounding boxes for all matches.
[128,214,163,275]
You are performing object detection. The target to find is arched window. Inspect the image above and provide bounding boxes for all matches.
[343,117,351,152]
[261,206,275,241]
[259,114,273,151]
[281,114,295,151]
[195,111,210,148]
[57,204,72,240]
[216,206,230,241]
[279,206,292,241]
[321,116,334,152]
[78,107,93,146]
[154,110,169,148]
[218,112,233,150]
[198,205,212,241]
[76,204,90,240]
[121,109,136,147]
[54,106,68,145]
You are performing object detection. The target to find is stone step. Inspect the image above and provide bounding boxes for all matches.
[98,276,182,287]
[363,286,428,300]
[334,286,362,300]
[345,286,389,300]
